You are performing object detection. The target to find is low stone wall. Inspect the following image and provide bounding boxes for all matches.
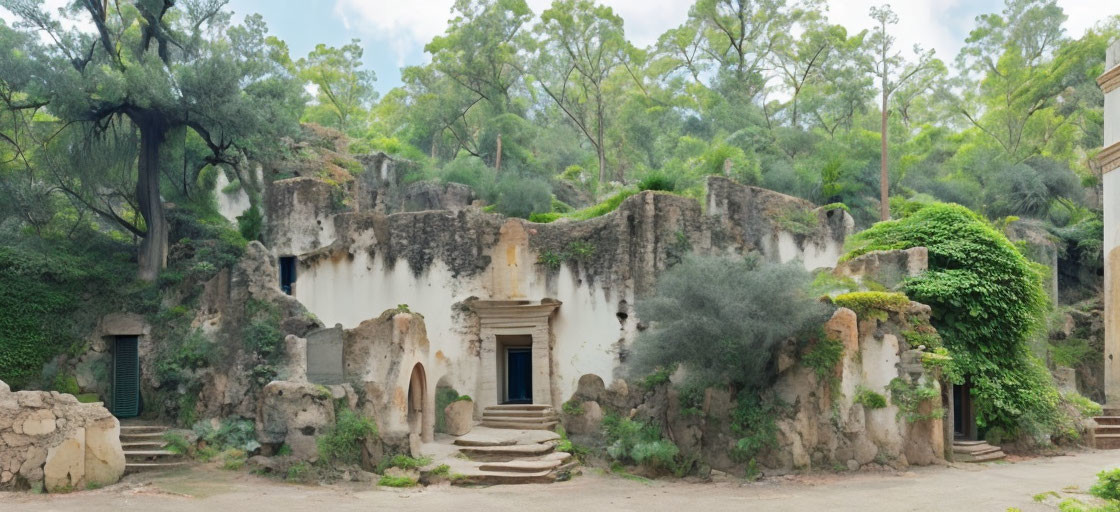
[0,379,125,492]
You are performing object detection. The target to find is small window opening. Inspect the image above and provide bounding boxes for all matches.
[279,256,297,295]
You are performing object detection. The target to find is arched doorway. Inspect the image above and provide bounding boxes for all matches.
[406,363,433,454]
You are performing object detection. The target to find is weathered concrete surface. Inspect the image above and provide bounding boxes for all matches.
[4,450,1120,512]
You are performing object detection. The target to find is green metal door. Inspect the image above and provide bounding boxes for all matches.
[113,336,139,418]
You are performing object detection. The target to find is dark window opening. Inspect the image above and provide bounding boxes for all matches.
[279,256,296,295]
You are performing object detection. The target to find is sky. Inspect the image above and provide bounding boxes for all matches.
[2,0,1115,94]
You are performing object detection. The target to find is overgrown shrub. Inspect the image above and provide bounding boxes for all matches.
[193,418,260,453]
[1092,468,1120,502]
[317,409,379,466]
[637,171,676,192]
[887,378,942,423]
[494,176,552,219]
[603,415,679,471]
[729,394,781,463]
[832,291,910,317]
[844,202,1059,436]
[853,387,888,409]
[631,255,832,391]
[529,188,638,223]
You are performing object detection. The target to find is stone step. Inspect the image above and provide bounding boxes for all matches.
[119,432,168,439]
[124,450,179,458]
[952,443,1001,455]
[481,409,558,418]
[453,438,519,447]
[1095,426,1120,435]
[952,440,987,447]
[484,404,554,412]
[1093,416,1120,426]
[479,458,564,473]
[1101,407,1120,416]
[451,469,556,485]
[480,420,559,431]
[458,443,555,462]
[120,425,171,433]
[124,462,188,473]
[955,450,1006,463]
[480,414,559,424]
[1094,434,1120,449]
[121,441,167,449]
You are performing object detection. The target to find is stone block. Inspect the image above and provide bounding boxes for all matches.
[83,417,125,487]
[563,400,603,436]
[44,429,84,492]
[443,399,473,436]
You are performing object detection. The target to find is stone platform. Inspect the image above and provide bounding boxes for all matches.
[420,426,573,485]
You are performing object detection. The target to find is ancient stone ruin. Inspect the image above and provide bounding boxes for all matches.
[0,379,125,491]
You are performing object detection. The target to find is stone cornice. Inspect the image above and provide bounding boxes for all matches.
[1101,140,1120,175]
[1100,64,1120,94]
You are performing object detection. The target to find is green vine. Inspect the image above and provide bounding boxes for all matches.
[845,203,1058,436]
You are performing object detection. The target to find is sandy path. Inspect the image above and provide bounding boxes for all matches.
[3,449,1118,511]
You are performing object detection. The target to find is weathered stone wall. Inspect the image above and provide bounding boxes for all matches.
[140,242,320,424]
[0,380,125,492]
[558,304,946,474]
[277,177,852,411]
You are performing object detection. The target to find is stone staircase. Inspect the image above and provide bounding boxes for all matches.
[479,404,559,430]
[1092,406,1120,449]
[444,426,574,484]
[119,423,187,473]
[952,440,1006,463]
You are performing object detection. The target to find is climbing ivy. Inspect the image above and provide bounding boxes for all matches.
[0,233,148,389]
[845,203,1059,435]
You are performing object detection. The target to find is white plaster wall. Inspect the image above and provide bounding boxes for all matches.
[214,171,251,225]
[1105,40,1120,405]
[1105,163,1120,404]
[761,231,845,270]
[293,251,625,407]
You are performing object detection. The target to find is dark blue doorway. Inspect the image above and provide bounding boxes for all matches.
[506,348,532,404]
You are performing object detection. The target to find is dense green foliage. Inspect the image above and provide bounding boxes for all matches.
[846,203,1058,434]
[631,255,832,391]
[853,387,889,409]
[317,409,379,467]
[0,232,144,389]
[603,415,680,472]
[728,394,781,463]
[832,291,911,316]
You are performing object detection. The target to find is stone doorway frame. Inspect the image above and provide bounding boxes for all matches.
[471,299,561,410]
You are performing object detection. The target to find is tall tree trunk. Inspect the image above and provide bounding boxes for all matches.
[596,109,606,184]
[879,69,890,222]
[135,113,169,282]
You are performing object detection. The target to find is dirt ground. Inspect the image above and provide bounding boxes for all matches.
[3,449,1119,512]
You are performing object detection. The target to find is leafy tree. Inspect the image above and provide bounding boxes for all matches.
[296,39,377,136]
[533,0,636,184]
[867,4,941,221]
[0,0,303,280]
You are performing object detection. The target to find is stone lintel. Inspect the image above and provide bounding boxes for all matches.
[1100,140,1120,175]
[1101,61,1120,94]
